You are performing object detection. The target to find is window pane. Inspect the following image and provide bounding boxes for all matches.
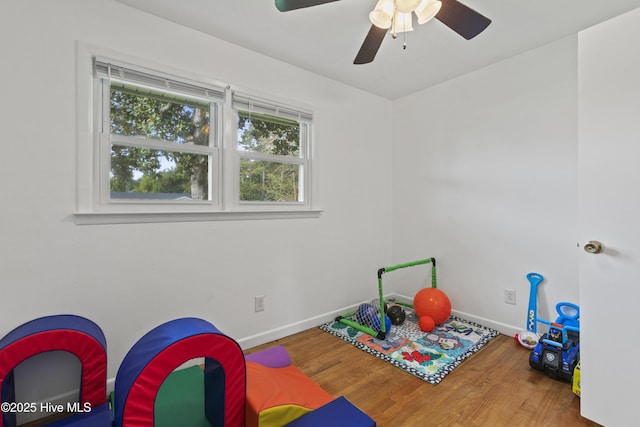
[240,159,301,202]
[237,111,300,156]
[110,145,209,201]
[111,82,211,146]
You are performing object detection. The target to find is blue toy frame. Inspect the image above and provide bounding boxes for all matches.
[529,302,580,381]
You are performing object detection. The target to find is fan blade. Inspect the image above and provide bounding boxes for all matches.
[275,0,341,12]
[354,25,388,65]
[435,0,491,40]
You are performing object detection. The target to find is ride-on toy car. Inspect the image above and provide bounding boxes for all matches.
[529,302,580,381]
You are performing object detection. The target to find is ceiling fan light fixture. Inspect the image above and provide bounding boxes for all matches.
[394,0,422,13]
[391,11,414,34]
[415,0,442,25]
[277,0,492,66]
[369,0,394,29]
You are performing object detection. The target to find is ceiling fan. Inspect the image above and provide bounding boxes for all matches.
[275,0,491,64]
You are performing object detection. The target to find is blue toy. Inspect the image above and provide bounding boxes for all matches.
[526,273,544,334]
[554,302,580,328]
[529,302,580,381]
[371,315,392,334]
[517,272,544,349]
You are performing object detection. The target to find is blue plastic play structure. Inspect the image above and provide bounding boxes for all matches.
[529,302,580,381]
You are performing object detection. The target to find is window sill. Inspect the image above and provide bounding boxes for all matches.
[73,209,322,225]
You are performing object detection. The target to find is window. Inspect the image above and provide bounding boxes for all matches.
[78,55,318,224]
[233,94,312,206]
[95,59,223,209]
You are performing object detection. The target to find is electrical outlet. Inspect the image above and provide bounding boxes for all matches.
[255,295,265,312]
[504,289,516,305]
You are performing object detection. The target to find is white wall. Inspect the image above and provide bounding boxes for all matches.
[4,0,635,422]
[391,37,580,334]
[0,0,392,412]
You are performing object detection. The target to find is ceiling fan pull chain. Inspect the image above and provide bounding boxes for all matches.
[400,0,408,50]
[391,0,398,38]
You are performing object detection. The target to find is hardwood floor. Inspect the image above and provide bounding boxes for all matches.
[20,328,600,427]
[246,328,601,427]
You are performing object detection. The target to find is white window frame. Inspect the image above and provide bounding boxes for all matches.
[94,58,223,212]
[231,93,312,212]
[74,45,321,225]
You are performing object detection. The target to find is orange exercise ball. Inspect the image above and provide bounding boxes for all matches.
[414,287,451,325]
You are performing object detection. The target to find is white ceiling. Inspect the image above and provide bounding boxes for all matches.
[113,0,640,99]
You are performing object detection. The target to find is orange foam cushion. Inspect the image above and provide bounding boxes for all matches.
[245,362,333,427]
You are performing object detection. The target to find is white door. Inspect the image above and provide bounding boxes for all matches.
[578,8,640,426]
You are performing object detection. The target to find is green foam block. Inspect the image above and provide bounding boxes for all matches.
[154,365,211,427]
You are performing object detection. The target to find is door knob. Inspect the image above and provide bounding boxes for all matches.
[584,240,603,254]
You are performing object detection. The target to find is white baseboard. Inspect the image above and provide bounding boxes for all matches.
[236,292,521,350]
[449,310,520,337]
[236,302,362,349]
